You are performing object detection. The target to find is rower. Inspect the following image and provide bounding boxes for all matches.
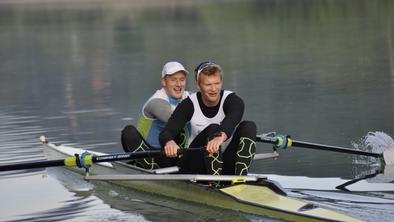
[159,61,257,176]
[121,61,191,169]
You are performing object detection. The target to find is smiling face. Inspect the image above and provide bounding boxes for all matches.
[197,71,223,107]
[161,71,187,99]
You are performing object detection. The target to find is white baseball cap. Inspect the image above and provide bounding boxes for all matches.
[161,61,189,78]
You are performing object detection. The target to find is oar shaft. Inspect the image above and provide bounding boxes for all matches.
[256,135,383,158]
[92,148,205,163]
[256,136,277,145]
[0,151,166,172]
[0,159,65,171]
[92,150,164,163]
[291,140,383,158]
[0,147,203,172]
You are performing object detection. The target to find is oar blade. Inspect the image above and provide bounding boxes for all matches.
[383,148,394,165]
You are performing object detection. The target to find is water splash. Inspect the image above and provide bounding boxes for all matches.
[351,131,394,182]
[364,132,394,153]
[352,131,394,164]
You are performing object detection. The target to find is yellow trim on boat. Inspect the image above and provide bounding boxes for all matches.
[220,184,362,222]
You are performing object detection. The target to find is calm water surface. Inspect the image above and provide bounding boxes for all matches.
[1,0,394,221]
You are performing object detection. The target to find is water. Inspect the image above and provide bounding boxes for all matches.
[1,0,394,221]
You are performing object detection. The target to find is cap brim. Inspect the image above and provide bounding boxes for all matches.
[163,69,189,77]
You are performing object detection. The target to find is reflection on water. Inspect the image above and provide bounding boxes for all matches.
[0,112,46,178]
[1,0,394,221]
[0,110,147,221]
[1,175,142,222]
[0,111,393,221]
[48,167,253,222]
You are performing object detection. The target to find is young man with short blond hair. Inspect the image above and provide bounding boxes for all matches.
[159,62,257,176]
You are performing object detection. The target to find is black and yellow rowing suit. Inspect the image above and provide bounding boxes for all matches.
[159,90,257,176]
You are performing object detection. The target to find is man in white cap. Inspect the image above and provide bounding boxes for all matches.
[121,61,190,169]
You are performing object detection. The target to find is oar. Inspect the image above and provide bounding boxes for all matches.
[0,147,203,172]
[256,134,394,165]
[335,170,382,191]
[0,150,162,172]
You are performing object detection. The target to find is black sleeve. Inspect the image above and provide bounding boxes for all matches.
[159,97,194,147]
[219,93,244,137]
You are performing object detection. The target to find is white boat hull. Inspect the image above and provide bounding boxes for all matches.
[42,140,361,222]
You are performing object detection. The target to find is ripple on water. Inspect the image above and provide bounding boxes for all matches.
[0,111,149,222]
[2,110,394,222]
[0,112,47,178]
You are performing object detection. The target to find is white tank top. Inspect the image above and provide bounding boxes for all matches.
[188,90,232,147]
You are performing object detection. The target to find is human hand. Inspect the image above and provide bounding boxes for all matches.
[164,140,180,158]
[207,132,227,154]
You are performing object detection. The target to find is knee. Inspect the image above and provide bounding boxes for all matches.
[238,121,257,137]
[121,125,143,152]
[205,124,220,134]
[121,125,139,139]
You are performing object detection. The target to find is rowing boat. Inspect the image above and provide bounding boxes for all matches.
[41,137,361,222]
